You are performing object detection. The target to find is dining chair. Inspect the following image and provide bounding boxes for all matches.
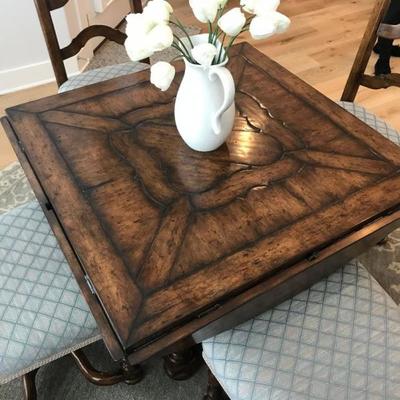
[34,0,148,92]
[202,1,400,398]
[202,260,400,400]
[341,0,400,101]
[0,201,143,400]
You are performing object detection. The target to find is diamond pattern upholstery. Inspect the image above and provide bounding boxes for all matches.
[58,61,149,93]
[0,201,100,385]
[203,261,400,399]
[338,101,400,145]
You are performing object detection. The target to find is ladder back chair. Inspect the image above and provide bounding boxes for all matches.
[34,0,148,92]
[2,4,149,398]
[342,0,400,101]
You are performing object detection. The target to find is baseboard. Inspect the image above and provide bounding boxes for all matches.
[0,57,83,95]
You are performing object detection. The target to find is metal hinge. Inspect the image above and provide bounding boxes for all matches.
[197,303,221,319]
[306,252,319,262]
[84,275,96,295]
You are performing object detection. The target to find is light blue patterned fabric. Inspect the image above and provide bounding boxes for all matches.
[338,101,400,145]
[0,201,100,385]
[58,62,149,93]
[203,261,400,400]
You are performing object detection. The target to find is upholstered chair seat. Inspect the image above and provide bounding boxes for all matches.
[0,201,100,385]
[58,62,149,93]
[203,261,400,399]
[338,101,400,146]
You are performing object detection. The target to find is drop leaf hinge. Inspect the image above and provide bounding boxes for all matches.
[197,304,221,319]
[306,252,319,262]
[84,275,96,295]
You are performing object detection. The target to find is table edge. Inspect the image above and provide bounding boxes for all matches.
[0,116,125,361]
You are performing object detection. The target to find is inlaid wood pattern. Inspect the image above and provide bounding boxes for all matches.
[6,43,400,356]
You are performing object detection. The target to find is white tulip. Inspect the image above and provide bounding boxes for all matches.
[144,0,173,24]
[125,36,155,61]
[218,7,246,37]
[240,0,280,14]
[150,62,176,91]
[189,0,219,23]
[147,24,174,51]
[249,14,279,39]
[125,13,156,37]
[273,11,291,33]
[191,43,218,66]
[249,11,290,39]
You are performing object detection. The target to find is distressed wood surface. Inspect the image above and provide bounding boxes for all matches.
[5,43,400,360]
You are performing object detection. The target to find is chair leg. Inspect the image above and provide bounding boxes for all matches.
[341,0,390,101]
[70,349,144,386]
[203,368,230,400]
[129,0,143,13]
[22,369,38,400]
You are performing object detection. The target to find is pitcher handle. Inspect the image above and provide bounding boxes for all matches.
[208,67,235,135]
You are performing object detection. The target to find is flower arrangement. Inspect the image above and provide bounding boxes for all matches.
[125,0,290,91]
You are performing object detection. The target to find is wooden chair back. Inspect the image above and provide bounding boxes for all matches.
[341,0,400,101]
[34,0,143,87]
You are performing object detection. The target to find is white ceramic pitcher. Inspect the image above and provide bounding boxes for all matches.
[174,34,236,152]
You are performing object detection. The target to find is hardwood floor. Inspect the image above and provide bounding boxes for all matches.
[1,0,399,169]
[0,82,57,169]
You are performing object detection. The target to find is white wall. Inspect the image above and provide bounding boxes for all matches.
[0,0,130,94]
[0,0,81,94]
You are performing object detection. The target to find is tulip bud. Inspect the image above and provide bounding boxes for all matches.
[218,7,246,37]
[150,62,176,91]
[191,43,218,66]
[189,0,219,23]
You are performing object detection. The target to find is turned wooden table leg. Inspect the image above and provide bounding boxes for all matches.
[22,369,38,400]
[163,344,203,380]
[120,359,144,385]
[203,369,229,400]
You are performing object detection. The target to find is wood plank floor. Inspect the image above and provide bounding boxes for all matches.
[1,0,399,169]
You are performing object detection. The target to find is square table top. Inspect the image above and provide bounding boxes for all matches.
[4,43,400,362]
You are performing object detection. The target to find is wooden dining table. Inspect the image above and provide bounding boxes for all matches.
[3,42,400,380]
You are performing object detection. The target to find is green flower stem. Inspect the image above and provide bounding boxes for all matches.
[220,35,238,62]
[216,15,255,64]
[213,27,222,45]
[173,34,192,58]
[170,19,194,48]
[172,41,197,64]
[211,7,222,44]
[242,15,255,29]
[216,33,226,64]
[171,42,192,62]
